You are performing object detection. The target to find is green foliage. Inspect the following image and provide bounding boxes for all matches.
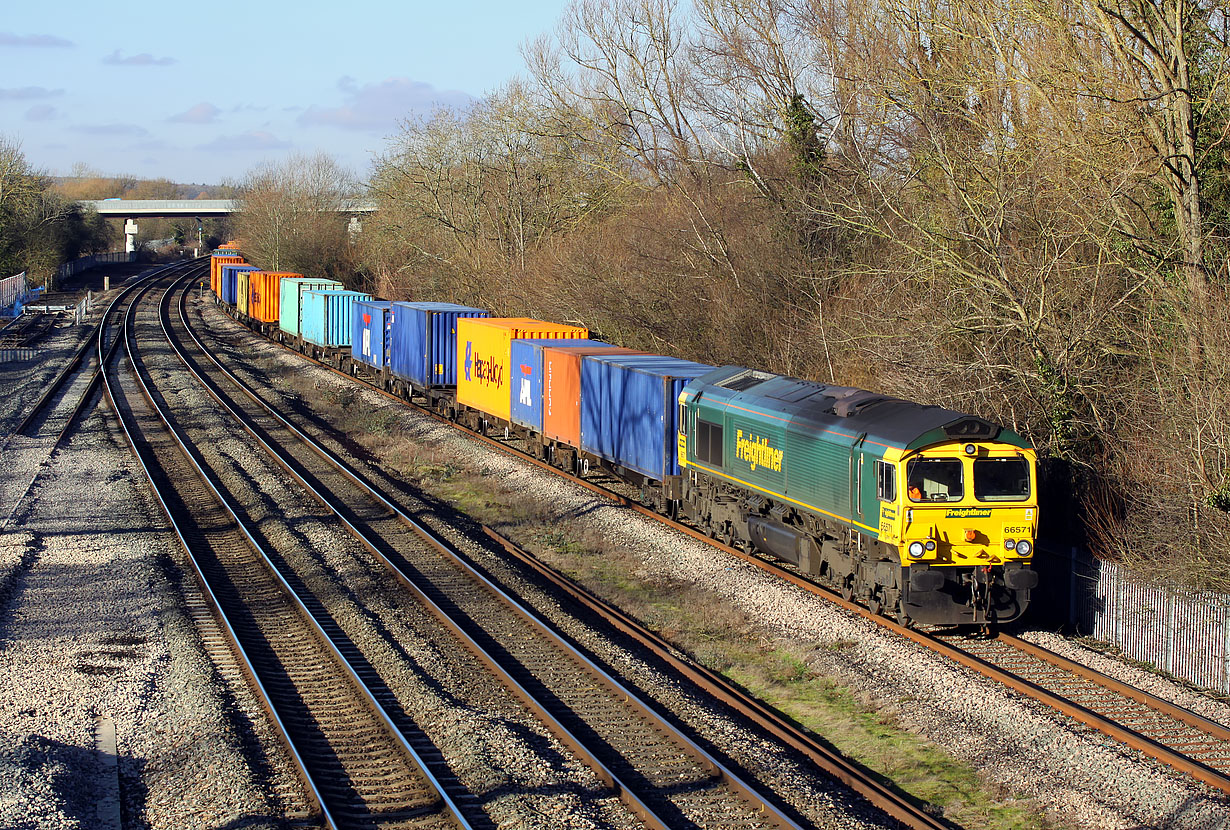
[784,94,825,185]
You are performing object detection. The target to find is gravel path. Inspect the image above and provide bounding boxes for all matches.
[194,301,1230,830]
[0,403,289,829]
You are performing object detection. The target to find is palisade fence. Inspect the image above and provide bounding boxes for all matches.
[1044,545,1230,694]
[55,251,134,282]
[1,271,29,313]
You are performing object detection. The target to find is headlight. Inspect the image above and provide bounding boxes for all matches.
[908,541,925,558]
[1015,540,1032,557]
[925,540,936,551]
[1004,539,1017,551]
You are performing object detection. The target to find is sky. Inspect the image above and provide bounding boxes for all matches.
[1,0,569,186]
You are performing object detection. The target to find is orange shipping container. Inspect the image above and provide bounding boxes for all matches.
[247,271,294,324]
[456,318,588,422]
[211,254,244,295]
[542,345,647,448]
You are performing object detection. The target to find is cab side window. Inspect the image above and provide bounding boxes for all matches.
[697,419,724,466]
[876,460,897,502]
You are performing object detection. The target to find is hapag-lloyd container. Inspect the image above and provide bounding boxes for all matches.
[278,278,343,339]
[509,339,613,431]
[351,299,393,369]
[388,302,489,390]
[541,345,647,447]
[247,272,295,325]
[580,354,714,482]
[456,318,589,422]
[220,264,258,306]
[301,289,373,348]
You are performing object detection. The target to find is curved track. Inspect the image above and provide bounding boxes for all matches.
[170,276,806,828]
[105,266,465,829]
[1,261,192,530]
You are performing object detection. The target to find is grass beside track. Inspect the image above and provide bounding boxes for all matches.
[283,369,1064,830]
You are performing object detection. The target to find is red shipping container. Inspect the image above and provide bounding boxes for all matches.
[542,345,646,448]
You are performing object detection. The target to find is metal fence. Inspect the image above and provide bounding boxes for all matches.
[1071,557,1230,693]
[1,272,29,312]
[55,251,134,281]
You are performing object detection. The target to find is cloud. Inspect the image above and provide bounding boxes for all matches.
[298,76,473,132]
[70,123,150,137]
[169,102,220,124]
[0,32,73,48]
[199,131,291,152]
[25,105,58,122]
[103,49,175,66]
[0,86,64,100]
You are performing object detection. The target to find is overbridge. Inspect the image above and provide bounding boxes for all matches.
[79,198,378,251]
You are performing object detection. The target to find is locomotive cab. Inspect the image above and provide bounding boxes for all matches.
[878,433,1039,625]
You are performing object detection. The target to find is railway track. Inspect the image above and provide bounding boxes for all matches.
[167,277,812,827]
[1,261,192,529]
[208,292,1230,802]
[106,267,466,829]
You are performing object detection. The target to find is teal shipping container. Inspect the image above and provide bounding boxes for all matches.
[301,289,373,348]
[278,278,343,339]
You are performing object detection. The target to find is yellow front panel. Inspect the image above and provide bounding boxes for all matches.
[895,444,1039,567]
[455,318,588,421]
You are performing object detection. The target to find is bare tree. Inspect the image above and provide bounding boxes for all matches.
[232,153,356,280]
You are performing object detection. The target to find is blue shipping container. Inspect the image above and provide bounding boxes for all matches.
[509,339,612,431]
[388,302,489,389]
[580,354,715,482]
[301,290,373,348]
[351,300,393,369]
[278,278,343,338]
[220,264,257,306]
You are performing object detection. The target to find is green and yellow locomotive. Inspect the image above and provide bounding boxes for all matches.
[678,367,1039,626]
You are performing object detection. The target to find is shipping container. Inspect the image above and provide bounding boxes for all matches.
[509,339,613,431]
[211,254,244,296]
[237,270,251,315]
[351,299,393,370]
[541,345,647,448]
[278,278,343,339]
[456,318,589,422]
[301,289,373,348]
[247,271,295,325]
[388,302,489,390]
[580,354,715,483]
[219,264,257,306]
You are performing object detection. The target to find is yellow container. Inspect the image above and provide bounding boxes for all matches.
[456,318,588,421]
[237,270,251,316]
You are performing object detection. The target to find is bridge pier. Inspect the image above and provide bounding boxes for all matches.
[124,219,138,254]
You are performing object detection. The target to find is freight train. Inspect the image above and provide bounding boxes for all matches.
[210,249,1040,626]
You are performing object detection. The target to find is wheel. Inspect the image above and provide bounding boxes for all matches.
[895,604,911,628]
